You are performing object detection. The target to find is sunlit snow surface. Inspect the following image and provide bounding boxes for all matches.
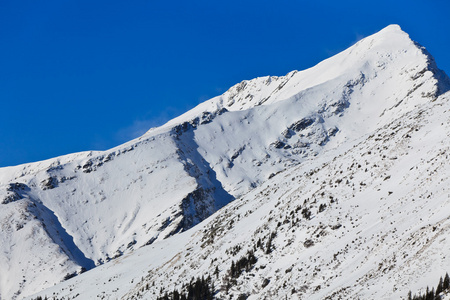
[1,24,449,299]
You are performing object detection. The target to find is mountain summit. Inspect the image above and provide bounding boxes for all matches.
[1,25,449,299]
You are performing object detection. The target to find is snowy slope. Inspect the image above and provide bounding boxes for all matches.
[0,128,234,299]
[159,24,448,196]
[27,90,450,300]
[1,24,449,299]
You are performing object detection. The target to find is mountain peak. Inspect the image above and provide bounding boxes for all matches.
[377,24,404,35]
[350,24,413,53]
[382,23,402,31]
[201,25,446,116]
[4,26,450,300]
[158,25,448,132]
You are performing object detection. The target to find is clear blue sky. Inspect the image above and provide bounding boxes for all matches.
[1,0,449,167]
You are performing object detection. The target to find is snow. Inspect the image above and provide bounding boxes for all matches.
[26,89,450,299]
[0,24,449,299]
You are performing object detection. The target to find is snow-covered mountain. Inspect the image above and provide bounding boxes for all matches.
[1,24,449,299]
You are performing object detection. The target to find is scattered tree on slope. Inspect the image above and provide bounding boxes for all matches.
[156,276,214,300]
[408,272,450,300]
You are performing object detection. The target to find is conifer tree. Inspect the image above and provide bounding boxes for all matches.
[444,272,450,290]
[436,276,444,296]
[173,289,180,300]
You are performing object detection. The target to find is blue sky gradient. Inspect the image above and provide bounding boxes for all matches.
[1,0,449,167]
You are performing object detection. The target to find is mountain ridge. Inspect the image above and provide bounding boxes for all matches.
[27,89,450,299]
[0,24,449,299]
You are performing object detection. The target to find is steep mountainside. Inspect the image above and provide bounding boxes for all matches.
[29,91,450,300]
[0,24,449,299]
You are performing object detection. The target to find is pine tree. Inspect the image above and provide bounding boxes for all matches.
[187,280,194,300]
[444,272,450,290]
[230,261,236,278]
[436,276,444,296]
[425,286,434,300]
[214,265,219,278]
[173,289,180,300]
[265,232,276,254]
